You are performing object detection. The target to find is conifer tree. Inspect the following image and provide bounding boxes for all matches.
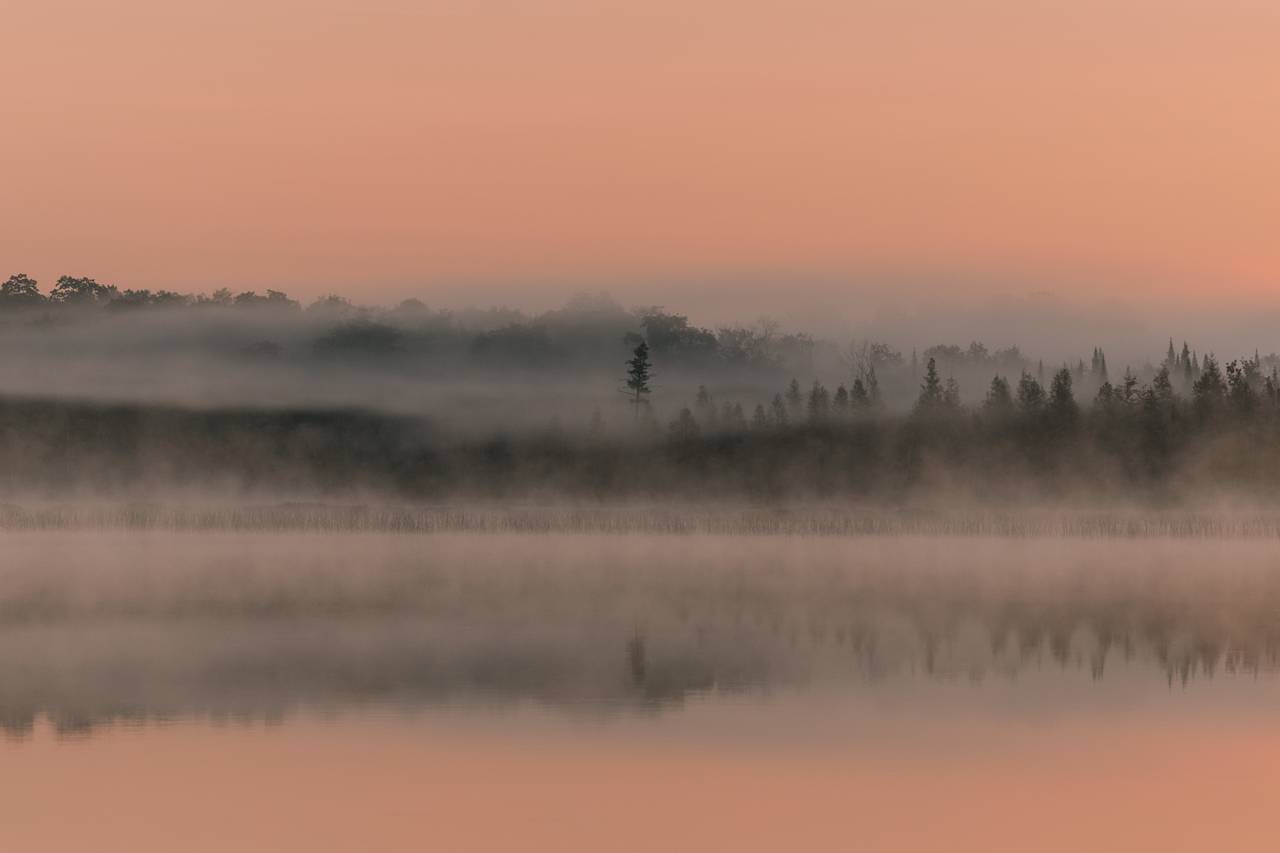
[1017,371,1046,413]
[1048,368,1077,428]
[983,375,1014,416]
[807,381,831,423]
[851,377,870,409]
[833,385,850,416]
[623,341,653,417]
[915,358,944,415]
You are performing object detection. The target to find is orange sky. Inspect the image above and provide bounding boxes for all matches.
[4,0,1279,310]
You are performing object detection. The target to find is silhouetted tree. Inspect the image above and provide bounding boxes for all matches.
[915,358,944,415]
[0,274,44,307]
[623,341,653,417]
[983,375,1014,417]
[637,309,717,365]
[1047,368,1077,429]
[831,384,848,416]
[1016,371,1046,414]
[49,276,117,306]
[850,377,870,410]
[1226,360,1257,417]
[807,381,831,423]
[1192,354,1225,420]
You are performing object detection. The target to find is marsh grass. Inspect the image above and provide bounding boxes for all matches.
[2,502,1280,538]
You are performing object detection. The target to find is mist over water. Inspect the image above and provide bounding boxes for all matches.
[2,530,1277,738]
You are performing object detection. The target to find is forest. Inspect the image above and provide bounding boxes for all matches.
[1,271,1279,505]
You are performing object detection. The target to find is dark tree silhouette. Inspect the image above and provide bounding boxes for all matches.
[0,274,44,307]
[49,276,117,306]
[833,384,850,416]
[915,358,944,415]
[1047,368,1078,430]
[623,341,653,417]
[1016,371,1046,413]
[983,375,1014,416]
[1192,355,1225,420]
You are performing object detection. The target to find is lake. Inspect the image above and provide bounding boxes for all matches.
[2,530,1277,851]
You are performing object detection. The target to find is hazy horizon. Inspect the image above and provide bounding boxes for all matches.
[7,0,1280,335]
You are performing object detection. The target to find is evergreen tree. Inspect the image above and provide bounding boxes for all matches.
[850,377,870,409]
[751,403,769,431]
[983,375,1014,416]
[915,358,944,415]
[833,385,850,416]
[1016,371,1046,413]
[1048,368,1077,428]
[1192,354,1225,419]
[1094,381,1116,410]
[1265,368,1280,409]
[1226,360,1257,416]
[1151,365,1175,407]
[807,381,831,423]
[623,341,653,417]
[1117,368,1139,406]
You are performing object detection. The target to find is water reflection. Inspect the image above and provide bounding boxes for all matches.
[1,531,1278,738]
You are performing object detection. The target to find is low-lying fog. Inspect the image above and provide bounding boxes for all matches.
[2,530,1276,737]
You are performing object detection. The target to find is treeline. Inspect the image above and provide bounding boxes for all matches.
[0,274,820,376]
[3,350,1280,503]
[6,272,1280,427]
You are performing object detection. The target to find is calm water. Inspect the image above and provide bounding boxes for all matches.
[2,531,1279,851]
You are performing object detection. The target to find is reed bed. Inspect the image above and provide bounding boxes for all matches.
[2,502,1280,538]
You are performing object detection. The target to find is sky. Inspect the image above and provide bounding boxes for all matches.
[4,0,1280,341]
